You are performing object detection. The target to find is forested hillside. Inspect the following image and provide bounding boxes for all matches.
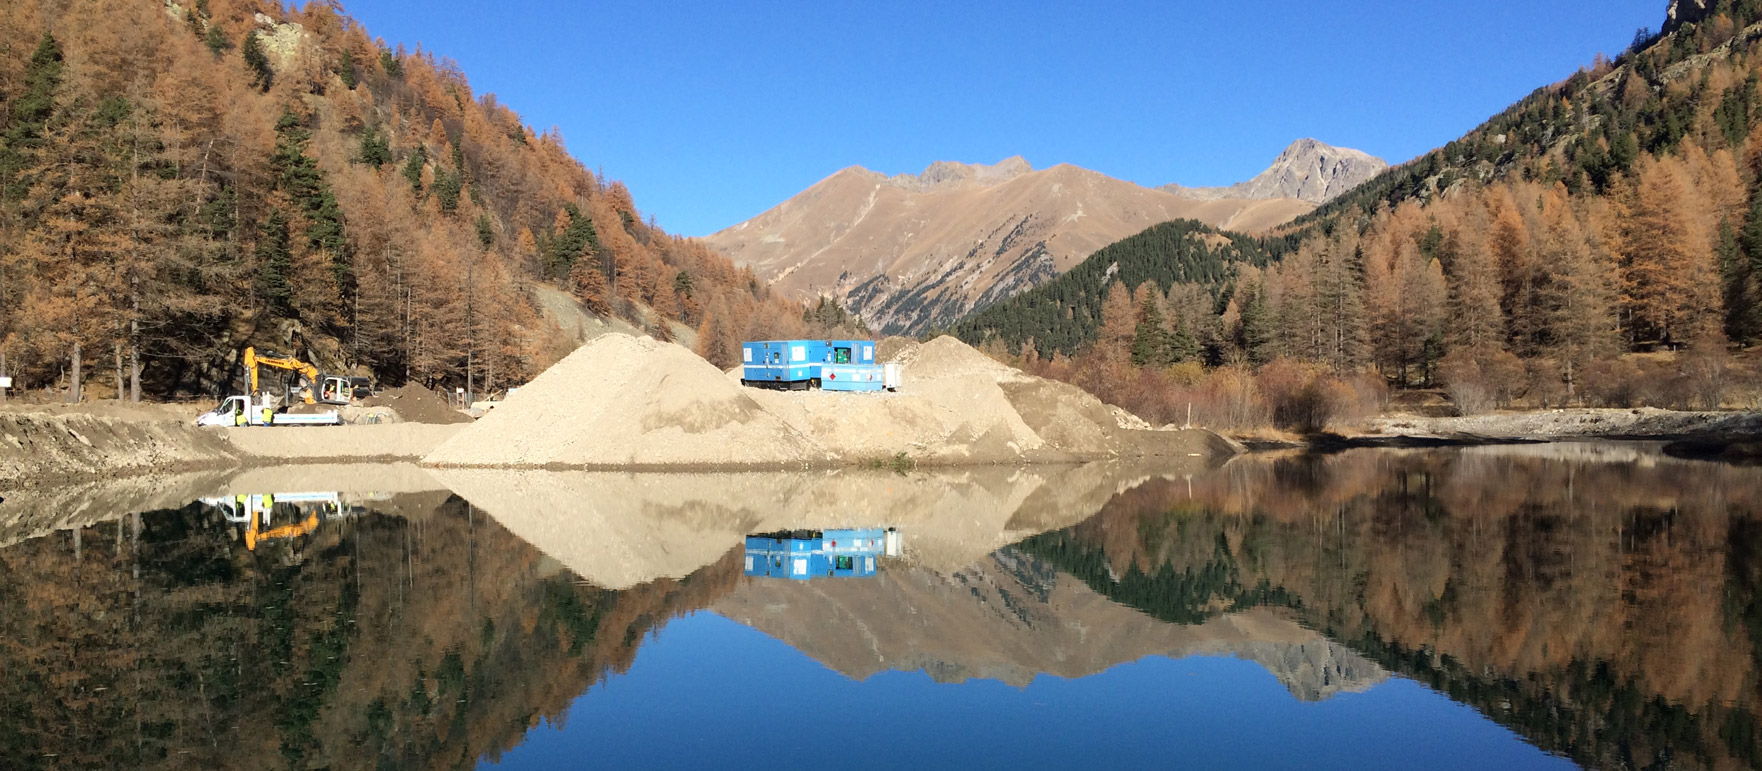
[0,0,807,401]
[955,1,1762,426]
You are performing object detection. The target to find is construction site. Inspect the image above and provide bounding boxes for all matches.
[0,333,1236,487]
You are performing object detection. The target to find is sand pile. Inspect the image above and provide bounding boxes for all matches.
[425,334,826,468]
[425,334,1230,469]
[361,384,473,424]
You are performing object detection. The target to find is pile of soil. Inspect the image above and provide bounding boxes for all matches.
[361,384,473,424]
[426,333,1229,469]
[424,334,826,468]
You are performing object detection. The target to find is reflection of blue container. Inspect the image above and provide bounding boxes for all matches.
[744,528,886,580]
[740,340,879,389]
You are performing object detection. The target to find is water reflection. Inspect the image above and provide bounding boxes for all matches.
[743,528,901,580]
[0,447,1756,768]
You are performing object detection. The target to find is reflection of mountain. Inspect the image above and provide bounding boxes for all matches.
[0,491,738,770]
[714,548,1385,700]
[1036,446,1762,771]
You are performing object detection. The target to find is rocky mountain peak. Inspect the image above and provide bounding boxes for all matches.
[887,156,1033,192]
[1162,138,1387,204]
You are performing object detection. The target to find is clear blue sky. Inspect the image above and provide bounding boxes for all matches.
[331,0,1668,237]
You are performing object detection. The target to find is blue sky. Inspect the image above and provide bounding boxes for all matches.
[332,0,1668,237]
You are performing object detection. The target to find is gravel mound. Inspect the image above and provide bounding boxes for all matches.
[426,334,1231,469]
[425,334,827,468]
[361,384,472,424]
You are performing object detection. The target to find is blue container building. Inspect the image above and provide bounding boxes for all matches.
[744,528,888,580]
[741,340,882,391]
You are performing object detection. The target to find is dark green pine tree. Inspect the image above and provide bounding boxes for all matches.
[256,210,294,316]
[338,48,358,90]
[1,32,63,204]
[1130,298,1173,368]
[402,146,426,193]
[1238,281,1275,365]
[379,46,403,78]
[1169,316,1201,364]
[545,203,601,277]
[674,270,694,299]
[358,124,391,166]
[204,23,228,54]
[242,31,273,91]
[434,168,463,214]
[271,109,350,298]
[476,213,495,249]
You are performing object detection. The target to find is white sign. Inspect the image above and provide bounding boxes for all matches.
[791,345,806,362]
[455,387,465,394]
[0,377,11,389]
[742,348,753,363]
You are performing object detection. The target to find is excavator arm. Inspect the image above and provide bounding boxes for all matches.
[244,347,322,404]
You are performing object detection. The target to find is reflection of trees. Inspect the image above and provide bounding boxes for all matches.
[1034,449,1762,771]
[0,495,739,770]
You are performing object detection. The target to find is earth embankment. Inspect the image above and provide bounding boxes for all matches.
[0,413,240,487]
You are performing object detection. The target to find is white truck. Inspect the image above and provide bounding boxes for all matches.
[196,394,342,427]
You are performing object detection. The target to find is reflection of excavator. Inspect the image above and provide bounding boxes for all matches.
[243,346,371,406]
[202,491,385,550]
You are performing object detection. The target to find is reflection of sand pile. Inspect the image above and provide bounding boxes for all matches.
[714,555,1388,697]
[426,334,1227,469]
[434,460,1214,588]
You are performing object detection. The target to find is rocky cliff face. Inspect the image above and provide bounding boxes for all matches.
[1667,0,1714,32]
[1162,139,1388,204]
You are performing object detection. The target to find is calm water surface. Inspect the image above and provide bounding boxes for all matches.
[1,444,1757,770]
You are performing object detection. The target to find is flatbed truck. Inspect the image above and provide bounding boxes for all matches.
[196,394,342,427]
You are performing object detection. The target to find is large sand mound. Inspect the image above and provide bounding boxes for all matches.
[425,334,826,468]
[425,333,1229,469]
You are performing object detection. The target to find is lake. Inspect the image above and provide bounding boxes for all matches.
[1,444,1757,769]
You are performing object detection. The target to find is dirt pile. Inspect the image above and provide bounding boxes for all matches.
[424,334,826,468]
[360,384,473,424]
[426,334,1232,469]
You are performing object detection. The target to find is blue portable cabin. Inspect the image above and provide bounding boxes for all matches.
[743,528,886,580]
[740,340,880,390]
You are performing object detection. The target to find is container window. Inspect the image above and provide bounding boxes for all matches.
[834,347,852,364]
[834,556,855,571]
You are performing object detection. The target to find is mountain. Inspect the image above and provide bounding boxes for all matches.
[704,158,1313,334]
[714,548,1386,698]
[0,0,794,401]
[956,2,1762,407]
[1161,139,1390,204]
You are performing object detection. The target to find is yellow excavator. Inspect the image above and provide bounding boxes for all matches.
[243,347,370,406]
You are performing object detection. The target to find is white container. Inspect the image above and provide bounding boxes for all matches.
[883,362,902,391]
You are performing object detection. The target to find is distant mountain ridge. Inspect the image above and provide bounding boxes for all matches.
[706,156,1317,334]
[1161,139,1389,204]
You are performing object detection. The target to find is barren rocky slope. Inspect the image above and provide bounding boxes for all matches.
[706,159,1311,334]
